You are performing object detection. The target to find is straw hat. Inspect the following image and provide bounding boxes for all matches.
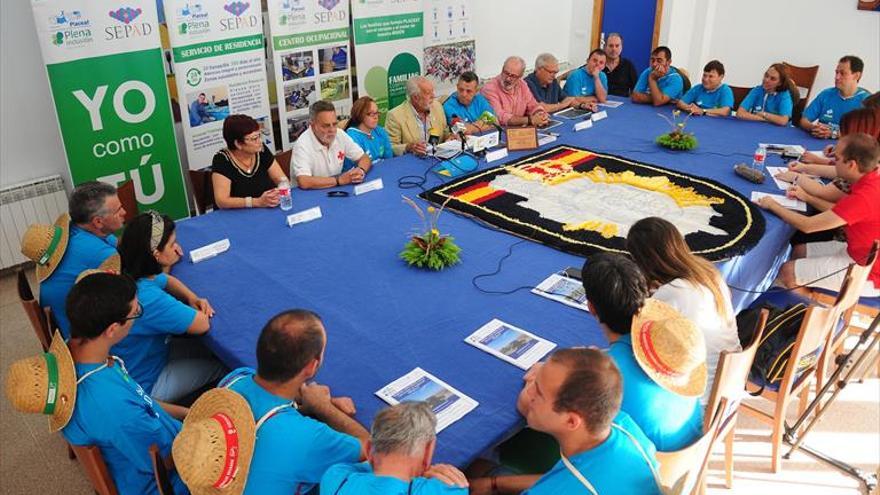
[20,213,70,282]
[3,331,77,432]
[630,298,707,397]
[173,388,256,495]
[75,254,122,283]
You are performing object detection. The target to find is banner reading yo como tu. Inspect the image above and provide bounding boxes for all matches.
[267,0,354,149]
[164,0,276,170]
[31,0,189,219]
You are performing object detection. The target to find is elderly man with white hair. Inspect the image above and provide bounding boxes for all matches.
[320,402,469,494]
[385,75,449,156]
[482,56,549,127]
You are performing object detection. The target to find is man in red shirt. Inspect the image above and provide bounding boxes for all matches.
[756,133,880,297]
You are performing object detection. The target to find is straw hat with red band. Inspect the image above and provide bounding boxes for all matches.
[20,213,71,282]
[3,331,77,432]
[75,254,122,284]
[631,298,708,398]
[173,388,256,495]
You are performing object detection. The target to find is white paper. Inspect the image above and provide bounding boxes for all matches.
[598,100,624,108]
[486,148,509,163]
[354,178,384,196]
[574,119,593,131]
[287,206,323,226]
[532,273,590,312]
[189,238,231,264]
[759,143,806,156]
[466,131,500,152]
[376,368,478,432]
[751,191,807,212]
[591,111,608,122]
[465,319,557,370]
[766,166,792,190]
[434,140,464,159]
[537,133,558,147]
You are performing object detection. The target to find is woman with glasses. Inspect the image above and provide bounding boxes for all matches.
[344,96,393,171]
[114,211,226,404]
[211,114,289,209]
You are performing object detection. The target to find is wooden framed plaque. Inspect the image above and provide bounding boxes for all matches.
[505,126,538,151]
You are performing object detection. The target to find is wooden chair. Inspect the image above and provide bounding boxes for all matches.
[337,118,350,130]
[71,445,118,495]
[17,269,51,352]
[675,66,692,94]
[656,400,726,495]
[149,444,176,495]
[275,149,292,180]
[703,310,769,488]
[116,180,138,224]
[188,169,215,215]
[740,303,839,472]
[729,85,752,111]
[782,62,819,125]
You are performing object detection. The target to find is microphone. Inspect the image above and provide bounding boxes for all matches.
[479,111,503,133]
[450,115,467,150]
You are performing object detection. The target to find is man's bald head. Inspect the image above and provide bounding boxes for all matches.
[256,309,326,382]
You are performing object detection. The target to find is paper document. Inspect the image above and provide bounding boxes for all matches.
[553,107,592,119]
[354,178,384,195]
[598,100,624,108]
[751,191,807,212]
[532,273,590,312]
[760,143,806,156]
[376,368,477,432]
[465,319,556,370]
[766,166,792,190]
[537,133,557,147]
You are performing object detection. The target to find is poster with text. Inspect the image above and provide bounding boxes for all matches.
[267,0,353,149]
[423,0,474,96]
[31,0,189,218]
[351,0,424,123]
[164,0,275,170]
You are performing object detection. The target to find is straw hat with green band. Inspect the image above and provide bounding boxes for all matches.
[75,254,122,284]
[20,213,71,282]
[3,331,77,432]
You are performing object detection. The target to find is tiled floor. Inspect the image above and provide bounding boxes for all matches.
[0,269,877,494]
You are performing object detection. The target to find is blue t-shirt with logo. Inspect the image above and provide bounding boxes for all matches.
[321,462,468,495]
[110,273,196,394]
[442,92,494,125]
[681,83,734,109]
[523,411,660,495]
[344,126,393,172]
[222,368,362,495]
[40,226,117,339]
[563,67,608,98]
[63,360,188,495]
[634,67,684,100]
[608,334,704,451]
[803,87,871,125]
[739,86,794,117]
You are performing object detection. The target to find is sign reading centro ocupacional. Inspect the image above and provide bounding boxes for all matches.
[31,0,189,219]
[164,0,276,170]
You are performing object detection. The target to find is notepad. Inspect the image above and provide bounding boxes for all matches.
[751,191,807,212]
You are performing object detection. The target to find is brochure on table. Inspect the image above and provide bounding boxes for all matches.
[532,273,589,312]
[376,367,478,432]
[465,319,556,370]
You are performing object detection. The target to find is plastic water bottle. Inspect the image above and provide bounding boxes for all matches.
[278,180,293,211]
[751,145,767,174]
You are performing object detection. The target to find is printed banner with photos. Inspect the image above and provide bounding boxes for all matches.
[423,0,474,96]
[267,0,353,148]
[164,0,276,170]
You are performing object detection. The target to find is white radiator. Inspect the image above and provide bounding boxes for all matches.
[0,175,68,270]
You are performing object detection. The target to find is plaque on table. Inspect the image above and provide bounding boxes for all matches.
[505,127,538,151]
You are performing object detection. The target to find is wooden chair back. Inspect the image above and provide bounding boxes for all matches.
[275,149,293,180]
[71,444,119,495]
[17,269,51,352]
[657,400,726,495]
[777,304,837,396]
[832,240,879,316]
[730,85,752,111]
[675,66,692,93]
[188,169,215,215]
[149,444,176,495]
[117,180,138,224]
[337,118,350,130]
[782,62,819,124]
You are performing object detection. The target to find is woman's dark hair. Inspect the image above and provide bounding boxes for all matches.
[119,212,176,280]
[841,107,880,143]
[222,114,260,150]
[766,63,799,104]
[346,96,376,130]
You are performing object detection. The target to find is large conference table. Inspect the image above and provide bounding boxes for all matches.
[173,97,827,466]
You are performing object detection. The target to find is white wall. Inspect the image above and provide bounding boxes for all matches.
[660,0,880,101]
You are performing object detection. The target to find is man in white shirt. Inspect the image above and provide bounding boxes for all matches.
[293,100,372,189]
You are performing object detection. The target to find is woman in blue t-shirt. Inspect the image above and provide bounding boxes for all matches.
[115,211,224,403]
[344,96,393,172]
[736,63,799,126]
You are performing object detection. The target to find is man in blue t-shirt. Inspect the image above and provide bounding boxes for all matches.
[563,49,609,103]
[188,93,214,127]
[442,71,495,135]
[220,309,369,495]
[321,402,468,495]
[677,59,734,116]
[632,46,684,106]
[63,272,190,495]
[800,55,871,139]
[36,181,126,339]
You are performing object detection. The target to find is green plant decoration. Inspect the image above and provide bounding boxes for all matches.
[400,196,461,270]
[656,109,698,150]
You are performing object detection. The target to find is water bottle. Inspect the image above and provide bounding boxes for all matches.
[278,180,293,211]
[751,145,767,175]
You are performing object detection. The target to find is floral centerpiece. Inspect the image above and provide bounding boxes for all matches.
[400,196,461,270]
[656,109,697,150]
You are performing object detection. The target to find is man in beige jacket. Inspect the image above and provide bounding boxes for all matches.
[385,76,450,156]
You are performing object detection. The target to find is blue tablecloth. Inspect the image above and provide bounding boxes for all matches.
[172,98,827,466]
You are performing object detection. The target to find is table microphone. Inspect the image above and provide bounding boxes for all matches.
[450,115,467,150]
[428,127,441,155]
